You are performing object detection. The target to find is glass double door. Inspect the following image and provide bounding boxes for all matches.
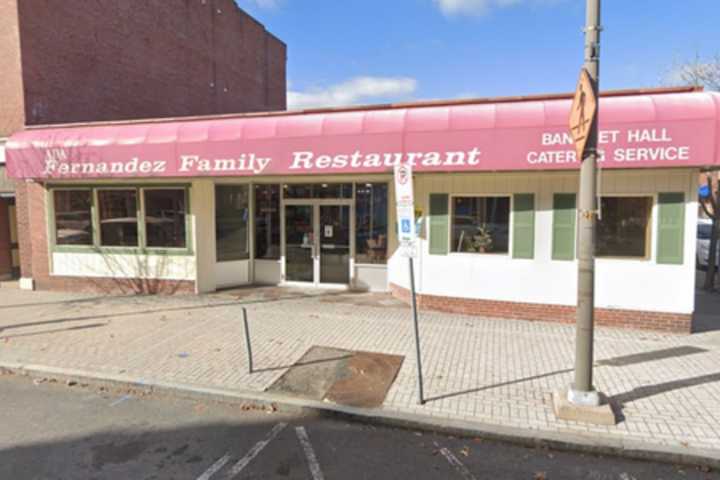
[285,203,351,286]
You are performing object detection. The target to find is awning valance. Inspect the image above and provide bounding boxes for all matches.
[7,90,720,180]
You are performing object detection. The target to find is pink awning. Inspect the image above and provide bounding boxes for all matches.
[6,90,720,180]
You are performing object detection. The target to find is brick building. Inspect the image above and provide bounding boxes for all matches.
[0,0,286,280]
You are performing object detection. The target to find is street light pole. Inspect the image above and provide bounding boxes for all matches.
[570,0,602,407]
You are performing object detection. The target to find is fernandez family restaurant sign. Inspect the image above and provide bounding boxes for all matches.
[6,123,713,180]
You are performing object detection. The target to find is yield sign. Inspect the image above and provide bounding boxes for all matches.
[569,68,598,161]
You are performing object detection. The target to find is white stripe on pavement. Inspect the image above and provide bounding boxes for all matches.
[225,423,288,478]
[295,426,325,480]
[109,395,132,407]
[196,453,231,480]
[438,446,477,480]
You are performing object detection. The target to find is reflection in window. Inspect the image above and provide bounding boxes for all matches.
[254,184,281,260]
[54,190,93,245]
[597,197,652,258]
[216,185,250,262]
[355,183,388,264]
[98,189,138,247]
[145,189,186,248]
[451,197,510,254]
[283,183,352,199]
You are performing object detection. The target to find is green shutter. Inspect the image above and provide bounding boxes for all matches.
[657,192,685,265]
[429,194,449,255]
[512,194,535,259]
[552,193,576,261]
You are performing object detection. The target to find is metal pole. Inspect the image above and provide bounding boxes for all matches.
[571,0,602,406]
[242,307,254,374]
[409,256,425,405]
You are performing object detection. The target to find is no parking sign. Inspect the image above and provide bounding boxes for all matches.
[394,164,416,257]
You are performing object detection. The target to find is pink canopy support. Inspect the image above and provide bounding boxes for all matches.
[6,90,720,180]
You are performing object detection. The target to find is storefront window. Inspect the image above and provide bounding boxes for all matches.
[144,189,186,248]
[98,189,138,247]
[54,190,93,245]
[451,196,510,254]
[597,197,652,258]
[254,184,281,260]
[216,185,250,262]
[355,183,388,264]
[283,183,352,199]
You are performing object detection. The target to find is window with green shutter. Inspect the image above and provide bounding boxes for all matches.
[429,193,449,255]
[657,192,685,265]
[552,193,576,261]
[512,194,535,259]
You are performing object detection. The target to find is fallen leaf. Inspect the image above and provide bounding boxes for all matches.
[460,446,470,457]
[534,472,547,480]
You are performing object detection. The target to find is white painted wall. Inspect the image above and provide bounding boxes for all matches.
[215,260,251,288]
[255,259,282,284]
[389,169,699,315]
[355,264,388,291]
[193,179,216,293]
[52,252,195,280]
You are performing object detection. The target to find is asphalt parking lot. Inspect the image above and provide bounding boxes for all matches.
[0,373,716,480]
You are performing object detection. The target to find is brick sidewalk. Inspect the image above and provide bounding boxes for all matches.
[1,287,720,455]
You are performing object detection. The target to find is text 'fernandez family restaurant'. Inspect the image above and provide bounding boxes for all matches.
[6,86,720,332]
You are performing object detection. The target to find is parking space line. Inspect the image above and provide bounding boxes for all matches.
[225,422,287,478]
[436,444,477,480]
[295,426,325,480]
[196,453,231,480]
[109,394,132,407]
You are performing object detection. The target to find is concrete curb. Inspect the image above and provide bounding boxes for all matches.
[2,361,718,470]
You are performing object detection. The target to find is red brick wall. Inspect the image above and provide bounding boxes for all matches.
[0,0,25,137]
[14,181,33,279]
[15,181,48,282]
[0,198,12,278]
[16,0,286,126]
[390,283,692,333]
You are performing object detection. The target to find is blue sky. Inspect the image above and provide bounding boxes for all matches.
[234,0,719,109]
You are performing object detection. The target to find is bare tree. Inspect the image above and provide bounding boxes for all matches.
[671,54,720,91]
[671,55,720,290]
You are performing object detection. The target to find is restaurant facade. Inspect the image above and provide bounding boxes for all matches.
[6,87,720,332]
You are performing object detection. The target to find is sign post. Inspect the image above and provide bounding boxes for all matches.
[567,0,605,409]
[394,163,424,405]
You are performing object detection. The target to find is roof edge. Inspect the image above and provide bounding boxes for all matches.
[21,85,704,132]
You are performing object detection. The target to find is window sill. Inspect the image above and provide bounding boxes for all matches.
[217,258,251,263]
[596,256,651,262]
[52,246,195,256]
[355,262,388,268]
[448,252,510,257]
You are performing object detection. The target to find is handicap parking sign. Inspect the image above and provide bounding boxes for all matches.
[401,219,411,233]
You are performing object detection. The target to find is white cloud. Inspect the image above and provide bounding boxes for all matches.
[434,0,562,17]
[287,76,418,110]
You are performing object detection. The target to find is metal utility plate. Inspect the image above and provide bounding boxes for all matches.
[267,346,404,408]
